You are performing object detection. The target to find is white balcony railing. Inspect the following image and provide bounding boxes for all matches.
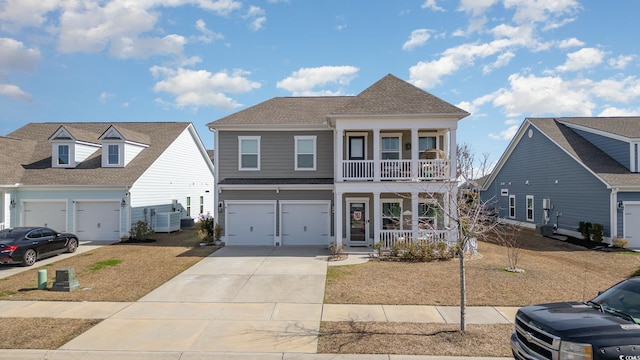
[379,229,452,248]
[341,159,450,181]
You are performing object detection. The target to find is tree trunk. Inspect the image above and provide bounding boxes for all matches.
[459,245,466,331]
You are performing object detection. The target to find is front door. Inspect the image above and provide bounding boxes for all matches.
[348,202,367,245]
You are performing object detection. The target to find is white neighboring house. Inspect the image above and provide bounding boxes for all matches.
[0,122,215,241]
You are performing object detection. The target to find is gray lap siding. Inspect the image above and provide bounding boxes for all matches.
[482,124,611,236]
[217,130,334,180]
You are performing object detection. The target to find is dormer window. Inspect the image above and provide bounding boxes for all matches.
[58,145,70,165]
[108,144,120,165]
[99,125,148,168]
[48,125,100,168]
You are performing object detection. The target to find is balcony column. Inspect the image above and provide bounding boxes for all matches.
[449,128,457,180]
[411,128,419,180]
[373,191,381,244]
[411,191,419,238]
[334,191,343,246]
[336,129,344,182]
[373,128,380,181]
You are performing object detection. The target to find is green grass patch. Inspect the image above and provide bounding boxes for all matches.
[0,290,17,299]
[81,253,94,257]
[89,259,122,271]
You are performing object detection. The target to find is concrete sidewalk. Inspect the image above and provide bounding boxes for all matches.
[0,247,516,360]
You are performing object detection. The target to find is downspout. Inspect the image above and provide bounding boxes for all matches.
[610,187,618,242]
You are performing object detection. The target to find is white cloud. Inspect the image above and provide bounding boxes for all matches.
[3,0,241,58]
[244,5,266,31]
[557,37,584,48]
[195,19,224,43]
[503,0,580,26]
[488,125,519,141]
[422,0,445,12]
[0,38,41,71]
[99,92,114,103]
[609,55,635,70]
[458,0,498,17]
[590,76,640,103]
[598,107,640,117]
[483,51,515,74]
[492,73,594,117]
[0,83,32,101]
[402,29,432,51]
[555,47,605,72]
[151,67,261,110]
[276,66,359,96]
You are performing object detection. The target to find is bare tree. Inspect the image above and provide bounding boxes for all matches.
[421,188,498,331]
[457,142,491,180]
[493,222,524,273]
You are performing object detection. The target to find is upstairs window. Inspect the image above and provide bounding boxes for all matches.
[239,136,260,170]
[295,136,316,170]
[381,136,400,160]
[419,136,437,152]
[58,145,69,165]
[108,144,119,165]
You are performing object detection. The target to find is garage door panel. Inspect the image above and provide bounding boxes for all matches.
[23,202,67,231]
[76,201,120,241]
[624,204,640,248]
[281,203,330,246]
[226,203,275,246]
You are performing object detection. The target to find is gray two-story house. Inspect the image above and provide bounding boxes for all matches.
[479,117,640,247]
[208,74,469,247]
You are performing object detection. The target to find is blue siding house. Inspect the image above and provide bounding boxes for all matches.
[479,117,640,247]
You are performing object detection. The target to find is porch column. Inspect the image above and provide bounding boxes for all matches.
[373,128,380,181]
[449,128,457,180]
[610,189,618,240]
[373,191,381,244]
[334,191,343,246]
[2,192,10,228]
[411,128,419,179]
[336,130,344,182]
[411,191,419,237]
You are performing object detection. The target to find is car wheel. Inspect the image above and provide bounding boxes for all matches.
[66,238,78,253]
[23,249,37,266]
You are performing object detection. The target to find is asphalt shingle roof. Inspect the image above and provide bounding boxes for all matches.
[529,117,640,187]
[209,74,468,127]
[2,122,190,186]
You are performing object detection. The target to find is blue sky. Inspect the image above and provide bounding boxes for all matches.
[1,0,639,167]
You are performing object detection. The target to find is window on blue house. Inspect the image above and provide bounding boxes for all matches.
[509,195,516,219]
[526,195,534,221]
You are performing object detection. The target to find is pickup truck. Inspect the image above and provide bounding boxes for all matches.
[511,277,640,360]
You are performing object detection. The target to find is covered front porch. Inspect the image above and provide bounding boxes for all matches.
[333,183,458,248]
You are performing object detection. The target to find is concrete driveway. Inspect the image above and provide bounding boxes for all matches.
[60,246,330,354]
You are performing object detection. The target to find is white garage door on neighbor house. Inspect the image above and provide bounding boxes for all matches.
[75,201,121,241]
[22,201,67,231]
[624,203,640,248]
[280,201,330,246]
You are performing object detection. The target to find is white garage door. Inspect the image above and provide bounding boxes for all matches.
[226,202,275,245]
[281,202,330,245]
[23,201,67,231]
[624,203,640,248]
[76,201,121,241]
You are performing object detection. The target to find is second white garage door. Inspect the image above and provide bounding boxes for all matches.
[226,202,276,245]
[76,201,121,241]
[23,201,67,231]
[281,201,330,245]
[624,203,640,248]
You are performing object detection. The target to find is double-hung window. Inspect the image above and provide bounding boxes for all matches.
[382,200,402,229]
[526,195,534,221]
[239,136,260,170]
[418,136,437,152]
[58,145,69,165]
[381,136,400,160]
[108,144,119,165]
[295,136,316,170]
[418,201,439,229]
[509,195,516,219]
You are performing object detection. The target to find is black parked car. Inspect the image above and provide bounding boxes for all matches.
[0,227,79,266]
[512,276,640,360]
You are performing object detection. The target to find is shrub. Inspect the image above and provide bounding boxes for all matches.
[196,213,214,243]
[383,240,454,262]
[591,223,604,243]
[578,221,592,240]
[130,220,154,241]
[328,242,345,259]
[613,238,629,248]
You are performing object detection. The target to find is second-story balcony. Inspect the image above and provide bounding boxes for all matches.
[341,159,450,181]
